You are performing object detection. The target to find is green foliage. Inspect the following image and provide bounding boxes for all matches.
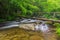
[0,0,39,21]
[43,13,52,19]
[10,0,39,16]
[0,0,60,22]
[53,23,60,36]
[47,0,60,12]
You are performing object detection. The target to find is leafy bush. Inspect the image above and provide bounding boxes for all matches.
[0,0,60,22]
[53,23,60,36]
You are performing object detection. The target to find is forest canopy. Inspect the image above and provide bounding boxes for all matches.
[0,0,60,22]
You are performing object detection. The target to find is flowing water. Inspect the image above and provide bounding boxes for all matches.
[34,21,57,40]
[0,19,57,40]
[35,22,49,32]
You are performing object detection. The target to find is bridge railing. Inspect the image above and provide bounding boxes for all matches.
[16,12,60,20]
[31,12,60,19]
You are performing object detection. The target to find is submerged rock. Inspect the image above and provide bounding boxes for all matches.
[19,23,35,30]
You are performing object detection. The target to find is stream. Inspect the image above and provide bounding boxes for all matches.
[33,20,57,40]
[0,19,57,40]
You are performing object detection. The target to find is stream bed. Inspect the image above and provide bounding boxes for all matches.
[0,27,57,40]
[0,19,58,40]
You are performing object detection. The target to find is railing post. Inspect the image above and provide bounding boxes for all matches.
[53,12,56,18]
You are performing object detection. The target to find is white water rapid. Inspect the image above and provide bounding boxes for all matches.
[35,22,49,32]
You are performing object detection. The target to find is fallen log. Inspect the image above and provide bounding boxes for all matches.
[34,18,60,23]
[16,15,60,23]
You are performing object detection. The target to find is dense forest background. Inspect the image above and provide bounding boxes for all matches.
[0,0,60,37]
[0,0,60,22]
